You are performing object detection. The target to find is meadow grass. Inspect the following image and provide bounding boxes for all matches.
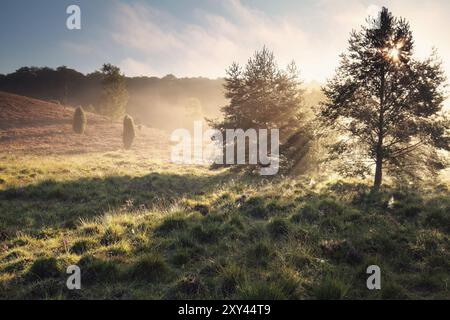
[0,152,449,299]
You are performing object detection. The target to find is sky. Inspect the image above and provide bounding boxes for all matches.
[1,0,450,82]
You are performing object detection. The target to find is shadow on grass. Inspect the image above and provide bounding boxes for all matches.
[1,176,449,300]
[0,170,233,232]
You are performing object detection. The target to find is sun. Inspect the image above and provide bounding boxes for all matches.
[389,47,400,62]
[384,40,404,63]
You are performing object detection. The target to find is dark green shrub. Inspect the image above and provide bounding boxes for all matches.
[156,217,187,234]
[314,277,348,300]
[70,239,97,255]
[427,254,450,270]
[413,272,447,291]
[228,215,244,229]
[246,242,274,267]
[0,228,10,241]
[318,198,345,215]
[219,264,244,295]
[266,271,300,298]
[246,224,266,241]
[192,204,210,216]
[192,224,220,243]
[265,199,286,213]
[424,209,450,232]
[24,278,64,299]
[28,257,61,280]
[3,259,28,273]
[364,232,400,256]
[128,253,169,282]
[395,203,422,218]
[80,225,101,236]
[241,197,268,219]
[381,283,408,299]
[72,106,87,134]
[288,252,313,269]
[106,242,130,257]
[267,218,290,239]
[4,249,27,262]
[123,115,136,149]
[171,249,191,267]
[174,232,197,249]
[320,239,362,264]
[237,282,287,300]
[78,255,119,284]
[100,226,123,246]
[291,203,319,223]
[172,274,207,298]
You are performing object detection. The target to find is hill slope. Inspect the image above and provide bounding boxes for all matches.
[0,93,448,300]
[0,91,170,158]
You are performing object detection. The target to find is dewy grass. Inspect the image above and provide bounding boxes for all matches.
[0,154,449,299]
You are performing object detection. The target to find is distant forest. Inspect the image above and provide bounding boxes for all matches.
[0,66,323,131]
[0,66,226,130]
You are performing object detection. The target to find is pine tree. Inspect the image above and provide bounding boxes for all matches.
[98,64,129,120]
[72,106,87,134]
[209,47,314,172]
[123,115,136,150]
[320,7,449,188]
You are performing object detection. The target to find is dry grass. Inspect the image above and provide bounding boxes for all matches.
[0,91,170,158]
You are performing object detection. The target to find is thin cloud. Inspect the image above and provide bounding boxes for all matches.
[62,41,94,55]
[110,0,450,83]
[120,58,159,77]
[113,0,336,80]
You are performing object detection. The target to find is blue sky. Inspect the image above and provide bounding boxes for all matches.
[1,0,450,81]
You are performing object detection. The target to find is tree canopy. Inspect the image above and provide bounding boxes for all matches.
[97,64,129,120]
[210,47,316,172]
[320,7,450,188]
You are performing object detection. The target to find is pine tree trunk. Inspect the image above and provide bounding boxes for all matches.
[373,66,386,190]
[374,154,383,190]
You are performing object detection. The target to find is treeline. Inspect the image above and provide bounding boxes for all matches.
[0,67,226,130]
[0,66,101,107]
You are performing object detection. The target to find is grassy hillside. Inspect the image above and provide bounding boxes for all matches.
[0,91,170,156]
[0,152,449,299]
[0,93,449,300]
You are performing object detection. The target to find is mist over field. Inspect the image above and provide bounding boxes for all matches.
[0,68,325,132]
